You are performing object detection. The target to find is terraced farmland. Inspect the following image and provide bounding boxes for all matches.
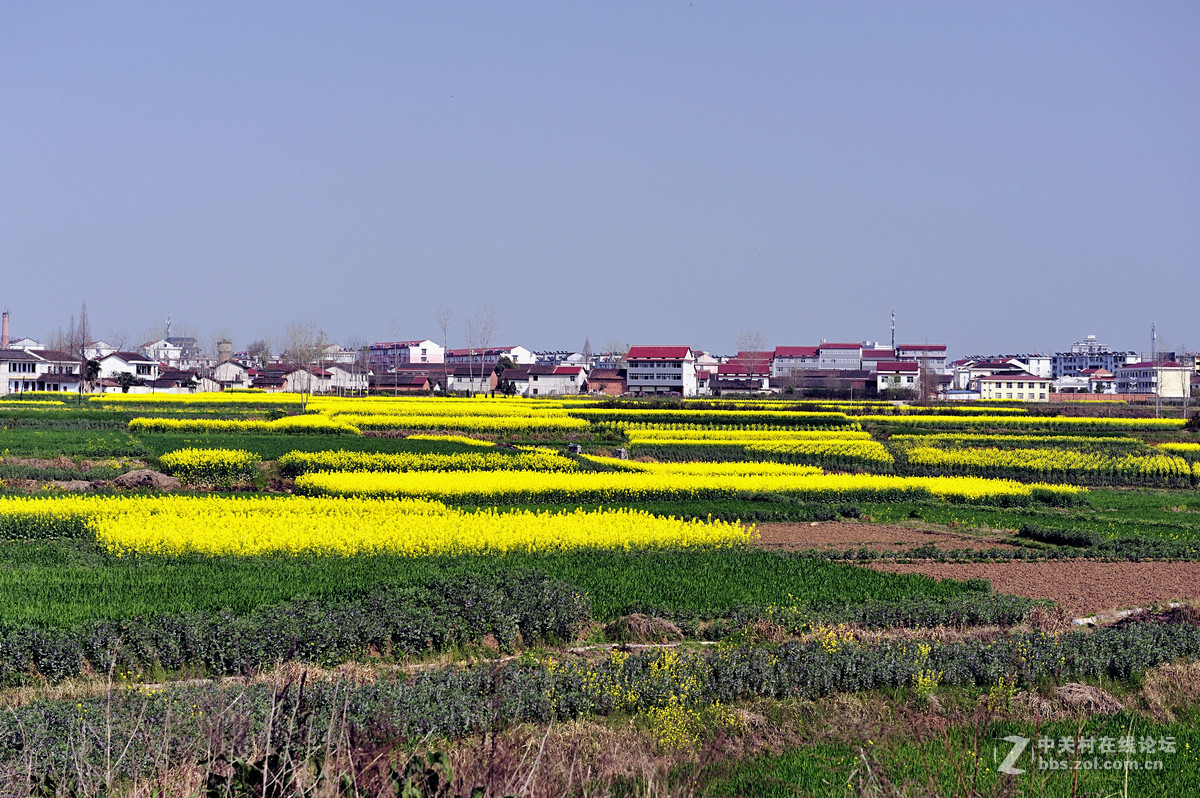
[0,392,1198,796]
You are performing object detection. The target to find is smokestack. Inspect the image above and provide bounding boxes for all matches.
[2,311,9,350]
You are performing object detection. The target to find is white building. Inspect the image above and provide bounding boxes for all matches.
[370,339,445,368]
[626,346,698,397]
[818,342,863,370]
[98,351,161,382]
[446,365,498,394]
[771,346,820,378]
[1,349,47,394]
[445,345,535,366]
[876,361,919,393]
[526,364,587,396]
[978,374,1051,402]
[84,341,117,360]
[1114,362,1192,398]
[213,360,254,389]
[138,339,183,367]
[326,364,369,394]
[896,344,948,373]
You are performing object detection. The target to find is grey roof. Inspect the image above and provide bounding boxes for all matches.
[0,348,42,361]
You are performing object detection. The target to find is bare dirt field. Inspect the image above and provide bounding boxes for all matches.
[754,521,1015,552]
[867,561,1200,617]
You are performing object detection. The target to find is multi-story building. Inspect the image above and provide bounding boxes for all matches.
[98,351,161,383]
[444,345,535,366]
[818,342,863,370]
[1114,362,1192,398]
[625,346,697,396]
[895,344,948,373]
[1051,336,1139,378]
[369,339,444,371]
[771,346,819,377]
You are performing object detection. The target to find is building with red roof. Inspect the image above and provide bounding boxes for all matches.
[1114,362,1192,398]
[626,346,697,396]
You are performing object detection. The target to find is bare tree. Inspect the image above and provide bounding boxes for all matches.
[342,335,370,397]
[72,302,94,394]
[45,324,71,353]
[280,320,328,408]
[434,304,453,357]
[246,338,272,367]
[601,338,629,370]
[105,328,129,352]
[464,304,499,395]
[735,329,767,354]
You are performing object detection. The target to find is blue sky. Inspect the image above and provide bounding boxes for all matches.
[3,2,1197,357]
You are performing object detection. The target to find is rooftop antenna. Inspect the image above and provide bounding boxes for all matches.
[890,311,895,354]
[166,313,172,340]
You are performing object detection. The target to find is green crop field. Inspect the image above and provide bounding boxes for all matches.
[1,393,1198,796]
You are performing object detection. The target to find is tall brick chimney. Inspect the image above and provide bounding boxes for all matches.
[1,311,9,350]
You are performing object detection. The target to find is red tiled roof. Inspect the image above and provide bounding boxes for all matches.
[820,342,863,350]
[371,340,431,349]
[898,344,948,351]
[735,351,773,361]
[978,373,1049,382]
[627,346,692,359]
[876,361,919,373]
[1119,361,1184,369]
[862,349,896,359]
[774,346,819,358]
[554,366,583,375]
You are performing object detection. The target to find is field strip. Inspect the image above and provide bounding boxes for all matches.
[867,560,1200,616]
[753,521,1015,551]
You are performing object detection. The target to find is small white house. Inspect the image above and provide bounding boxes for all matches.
[99,351,161,382]
[213,360,253,389]
[876,361,919,393]
[526,364,587,396]
[84,341,117,360]
[326,364,369,394]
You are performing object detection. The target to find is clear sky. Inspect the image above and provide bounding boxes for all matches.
[3,2,1197,357]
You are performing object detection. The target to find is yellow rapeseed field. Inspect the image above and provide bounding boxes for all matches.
[295,469,1082,504]
[82,496,750,556]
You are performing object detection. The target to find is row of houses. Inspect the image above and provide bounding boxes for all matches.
[618,344,948,398]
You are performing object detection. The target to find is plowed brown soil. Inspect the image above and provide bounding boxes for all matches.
[754,521,1014,552]
[867,561,1200,617]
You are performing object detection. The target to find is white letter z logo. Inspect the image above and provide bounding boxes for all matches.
[998,735,1030,775]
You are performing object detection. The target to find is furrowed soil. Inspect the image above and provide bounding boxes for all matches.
[754,521,1015,552]
[867,560,1200,617]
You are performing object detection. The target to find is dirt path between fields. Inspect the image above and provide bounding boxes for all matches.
[866,561,1200,617]
[754,521,1015,552]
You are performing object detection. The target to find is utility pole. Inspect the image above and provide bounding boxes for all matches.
[890,310,895,354]
[1148,322,1163,418]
